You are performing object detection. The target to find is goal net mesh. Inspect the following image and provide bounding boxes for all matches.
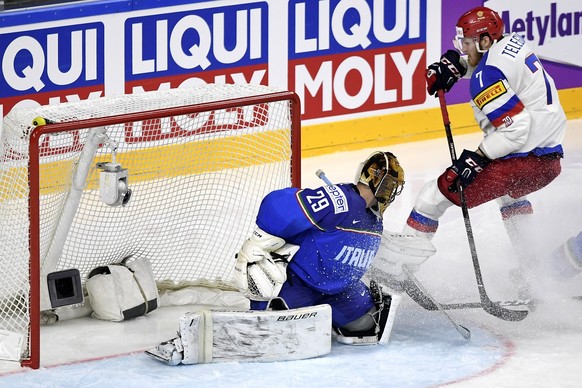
[0,84,299,364]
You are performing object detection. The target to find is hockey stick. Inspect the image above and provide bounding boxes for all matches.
[316,170,471,341]
[398,272,565,310]
[415,295,582,310]
[316,169,333,186]
[403,268,471,340]
[437,90,528,322]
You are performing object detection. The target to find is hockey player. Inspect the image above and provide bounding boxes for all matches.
[234,151,406,345]
[549,231,582,281]
[146,152,418,365]
[396,7,567,293]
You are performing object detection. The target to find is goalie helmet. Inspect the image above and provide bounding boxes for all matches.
[355,151,404,217]
[454,6,504,54]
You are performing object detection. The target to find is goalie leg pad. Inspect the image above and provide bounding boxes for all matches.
[146,304,332,365]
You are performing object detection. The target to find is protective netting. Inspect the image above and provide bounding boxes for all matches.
[0,84,298,364]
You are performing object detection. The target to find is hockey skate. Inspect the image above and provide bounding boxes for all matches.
[510,269,533,300]
[145,337,184,366]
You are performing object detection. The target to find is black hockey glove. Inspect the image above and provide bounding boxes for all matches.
[426,50,467,96]
[442,149,490,192]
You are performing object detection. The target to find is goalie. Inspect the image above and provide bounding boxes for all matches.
[147,151,428,366]
[234,151,408,345]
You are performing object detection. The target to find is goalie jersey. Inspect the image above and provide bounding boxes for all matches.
[469,32,566,160]
[256,183,382,295]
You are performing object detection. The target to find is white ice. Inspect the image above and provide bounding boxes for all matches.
[1,119,581,387]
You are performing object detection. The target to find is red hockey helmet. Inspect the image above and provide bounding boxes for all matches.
[453,7,504,53]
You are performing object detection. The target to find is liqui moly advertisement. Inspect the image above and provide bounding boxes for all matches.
[0,0,580,123]
[0,0,434,122]
[125,2,269,93]
[0,23,106,114]
[288,0,428,119]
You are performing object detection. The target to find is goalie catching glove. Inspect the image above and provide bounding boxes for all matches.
[234,227,299,299]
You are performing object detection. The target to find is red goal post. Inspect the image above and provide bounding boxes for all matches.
[0,84,300,369]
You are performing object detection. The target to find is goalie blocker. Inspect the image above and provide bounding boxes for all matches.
[146,302,332,365]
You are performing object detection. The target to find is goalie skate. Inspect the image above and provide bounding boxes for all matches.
[334,281,401,345]
[145,337,184,366]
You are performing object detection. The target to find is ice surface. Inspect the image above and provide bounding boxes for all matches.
[1,119,581,387]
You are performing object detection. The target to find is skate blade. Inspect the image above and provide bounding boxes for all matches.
[145,347,181,366]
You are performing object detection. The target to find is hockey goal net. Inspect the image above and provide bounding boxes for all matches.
[0,84,300,369]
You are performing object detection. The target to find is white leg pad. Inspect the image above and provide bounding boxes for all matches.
[147,304,332,365]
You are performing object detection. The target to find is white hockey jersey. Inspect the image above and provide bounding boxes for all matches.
[468,32,566,160]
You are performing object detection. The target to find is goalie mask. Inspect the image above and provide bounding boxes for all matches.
[355,151,404,217]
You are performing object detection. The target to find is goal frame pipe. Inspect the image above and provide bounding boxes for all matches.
[25,90,301,369]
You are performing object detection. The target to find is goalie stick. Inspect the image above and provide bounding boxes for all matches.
[437,90,528,322]
[402,268,470,340]
[315,169,333,186]
[316,170,471,341]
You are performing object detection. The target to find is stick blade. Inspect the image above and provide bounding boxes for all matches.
[459,325,471,341]
[484,303,529,322]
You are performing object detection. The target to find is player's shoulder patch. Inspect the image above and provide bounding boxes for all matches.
[323,184,349,214]
[474,81,507,109]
